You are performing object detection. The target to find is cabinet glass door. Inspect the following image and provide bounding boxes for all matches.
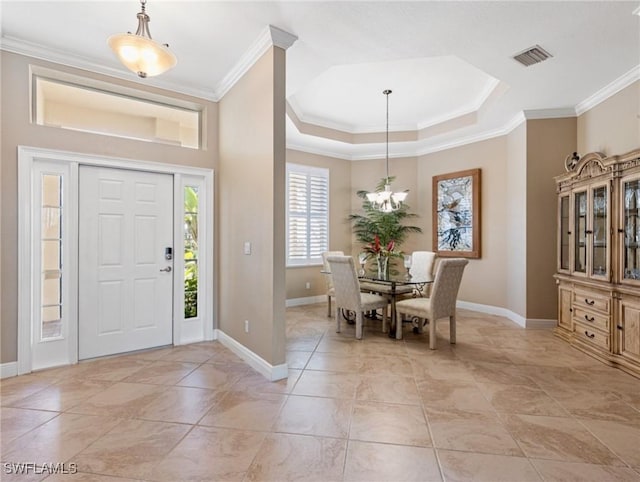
[591,185,607,277]
[574,190,587,273]
[623,179,640,280]
[560,195,570,271]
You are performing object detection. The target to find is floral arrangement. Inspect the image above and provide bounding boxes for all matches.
[362,235,402,260]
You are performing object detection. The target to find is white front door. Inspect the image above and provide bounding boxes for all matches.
[79,166,174,359]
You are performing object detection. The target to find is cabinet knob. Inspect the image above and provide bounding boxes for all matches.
[585,230,593,234]
[584,315,595,322]
[569,308,573,312]
[617,325,623,330]
[584,331,595,339]
[584,299,595,306]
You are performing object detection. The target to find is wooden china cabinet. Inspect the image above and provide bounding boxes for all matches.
[554,148,640,378]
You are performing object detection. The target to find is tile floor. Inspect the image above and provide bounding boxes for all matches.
[2,304,640,481]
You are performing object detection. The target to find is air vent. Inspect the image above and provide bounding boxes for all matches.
[513,45,553,67]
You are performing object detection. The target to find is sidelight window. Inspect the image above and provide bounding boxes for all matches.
[41,174,63,340]
[184,186,199,318]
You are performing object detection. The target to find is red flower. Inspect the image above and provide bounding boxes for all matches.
[363,236,399,259]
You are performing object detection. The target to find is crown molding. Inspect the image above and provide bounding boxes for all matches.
[289,98,417,134]
[1,25,299,103]
[287,111,528,161]
[289,83,499,136]
[523,108,576,119]
[416,77,501,131]
[286,142,353,161]
[212,25,297,101]
[0,35,216,101]
[269,25,299,50]
[416,111,526,156]
[288,64,638,159]
[575,64,640,116]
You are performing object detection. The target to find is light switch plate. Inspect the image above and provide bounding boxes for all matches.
[243,242,251,255]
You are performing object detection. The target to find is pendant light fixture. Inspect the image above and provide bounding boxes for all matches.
[366,89,408,212]
[108,0,177,78]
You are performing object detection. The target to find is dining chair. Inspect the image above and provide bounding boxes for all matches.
[397,250,438,332]
[410,251,437,295]
[322,250,344,317]
[395,258,468,347]
[326,255,389,339]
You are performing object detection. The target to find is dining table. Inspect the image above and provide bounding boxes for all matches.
[358,272,434,339]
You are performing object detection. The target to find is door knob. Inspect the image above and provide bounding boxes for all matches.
[160,266,172,272]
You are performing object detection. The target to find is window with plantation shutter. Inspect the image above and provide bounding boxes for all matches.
[286,164,329,266]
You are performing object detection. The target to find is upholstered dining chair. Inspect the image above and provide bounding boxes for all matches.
[396,250,438,331]
[326,255,389,339]
[409,251,437,295]
[395,258,468,348]
[322,250,344,317]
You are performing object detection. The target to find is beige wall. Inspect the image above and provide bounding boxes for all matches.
[218,47,287,366]
[526,118,577,319]
[0,51,218,364]
[506,122,527,317]
[578,81,640,156]
[285,150,352,300]
[417,138,509,308]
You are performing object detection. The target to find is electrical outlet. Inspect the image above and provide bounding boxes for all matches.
[305,282,311,290]
[243,242,251,255]
[244,320,249,333]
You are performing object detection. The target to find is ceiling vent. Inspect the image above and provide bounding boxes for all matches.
[513,45,553,67]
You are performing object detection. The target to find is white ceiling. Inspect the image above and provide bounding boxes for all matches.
[290,56,499,133]
[1,1,639,159]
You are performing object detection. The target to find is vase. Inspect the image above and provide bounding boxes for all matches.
[376,254,389,279]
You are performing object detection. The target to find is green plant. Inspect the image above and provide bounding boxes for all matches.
[349,177,422,261]
[184,186,199,318]
[184,276,198,318]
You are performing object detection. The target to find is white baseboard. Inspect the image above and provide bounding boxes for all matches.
[215,329,288,381]
[456,301,555,329]
[284,297,556,330]
[1,362,18,379]
[286,295,325,307]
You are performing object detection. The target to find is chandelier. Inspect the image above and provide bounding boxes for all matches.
[366,89,407,212]
[108,0,177,78]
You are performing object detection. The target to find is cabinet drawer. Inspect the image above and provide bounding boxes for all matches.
[573,290,610,314]
[574,323,610,351]
[573,308,609,333]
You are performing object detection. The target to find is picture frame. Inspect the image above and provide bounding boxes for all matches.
[432,168,481,258]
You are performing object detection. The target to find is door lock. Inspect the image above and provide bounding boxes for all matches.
[160,266,172,272]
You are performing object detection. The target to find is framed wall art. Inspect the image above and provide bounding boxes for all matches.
[432,168,481,258]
